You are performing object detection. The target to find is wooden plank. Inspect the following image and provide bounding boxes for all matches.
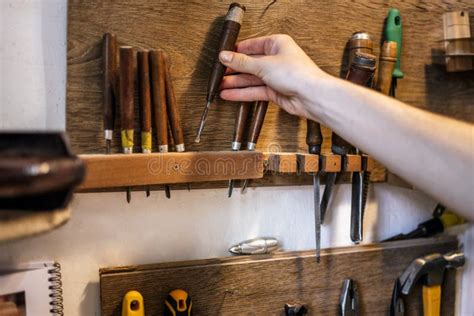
[321,154,341,172]
[266,153,297,173]
[100,237,459,315]
[343,154,362,172]
[79,151,264,189]
[296,153,319,173]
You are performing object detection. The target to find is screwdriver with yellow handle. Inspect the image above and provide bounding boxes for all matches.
[164,289,193,316]
[122,290,144,316]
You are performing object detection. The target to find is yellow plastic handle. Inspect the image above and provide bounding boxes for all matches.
[423,285,441,316]
[122,290,145,316]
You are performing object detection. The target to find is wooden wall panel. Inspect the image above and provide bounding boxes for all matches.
[100,237,459,315]
[67,1,474,187]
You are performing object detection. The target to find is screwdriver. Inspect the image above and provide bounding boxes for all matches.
[228,102,250,197]
[241,101,269,193]
[150,50,171,198]
[137,50,152,197]
[320,32,374,224]
[119,46,135,203]
[163,53,190,191]
[102,33,117,154]
[385,8,404,97]
[195,3,246,143]
[306,120,323,262]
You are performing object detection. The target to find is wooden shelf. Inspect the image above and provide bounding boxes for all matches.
[78,151,375,190]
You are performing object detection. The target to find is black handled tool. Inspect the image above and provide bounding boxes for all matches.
[306,120,323,262]
[164,289,193,316]
[241,101,268,193]
[103,33,117,154]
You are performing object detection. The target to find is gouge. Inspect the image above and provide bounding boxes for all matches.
[306,120,322,262]
[195,3,246,143]
[137,50,152,197]
[241,101,268,193]
[119,46,135,203]
[228,102,250,197]
[150,50,171,198]
[103,33,117,155]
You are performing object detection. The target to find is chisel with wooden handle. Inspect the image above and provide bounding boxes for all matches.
[385,8,404,97]
[306,119,322,262]
[228,102,250,197]
[119,46,135,203]
[150,50,171,198]
[241,101,268,193]
[103,33,117,154]
[138,50,152,197]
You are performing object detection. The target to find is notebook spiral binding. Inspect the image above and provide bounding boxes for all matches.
[48,262,64,315]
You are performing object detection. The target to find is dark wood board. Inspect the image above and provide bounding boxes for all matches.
[100,237,459,315]
[67,1,474,188]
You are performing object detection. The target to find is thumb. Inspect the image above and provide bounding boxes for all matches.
[219,51,263,77]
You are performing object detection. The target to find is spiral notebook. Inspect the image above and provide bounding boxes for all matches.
[0,261,63,315]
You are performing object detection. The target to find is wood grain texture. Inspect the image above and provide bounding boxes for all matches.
[100,237,459,315]
[67,1,474,187]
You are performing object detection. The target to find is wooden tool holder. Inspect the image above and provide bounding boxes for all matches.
[67,1,474,192]
[443,11,473,72]
[100,237,459,315]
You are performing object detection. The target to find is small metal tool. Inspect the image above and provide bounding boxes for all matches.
[339,279,359,316]
[195,3,246,143]
[228,102,250,197]
[119,46,135,203]
[241,101,268,193]
[228,237,279,255]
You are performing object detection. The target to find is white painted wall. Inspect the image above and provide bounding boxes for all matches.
[0,1,472,315]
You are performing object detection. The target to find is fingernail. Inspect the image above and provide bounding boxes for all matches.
[219,51,233,63]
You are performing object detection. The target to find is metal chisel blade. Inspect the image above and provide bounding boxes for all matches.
[320,172,337,223]
[227,179,234,198]
[314,172,321,263]
[350,172,364,243]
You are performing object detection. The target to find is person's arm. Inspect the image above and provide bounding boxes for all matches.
[218,35,474,220]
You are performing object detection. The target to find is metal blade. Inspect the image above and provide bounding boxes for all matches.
[313,172,321,263]
[146,185,150,197]
[350,172,364,243]
[320,172,337,223]
[126,187,131,203]
[241,179,249,193]
[165,185,171,199]
[361,171,371,216]
[227,179,234,198]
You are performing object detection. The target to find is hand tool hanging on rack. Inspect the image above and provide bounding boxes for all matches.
[137,50,152,197]
[241,101,269,193]
[383,204,466,242]
[103,33,117,154]
[150,50,171,198]
[122,290,145,316]
[163,53,190,191]
[385,8,404,97]
[284,304,308,316]
[228,237,279,255]
[391,251,465,316]
[228,102,251,197]
[195,3,246,143]
[339,279,359,316]
[119,46,135,203]
[306,120,323,262]
[164,289,193,316]
[320,32,374,224]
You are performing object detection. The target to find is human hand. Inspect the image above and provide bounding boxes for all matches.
[219,34,331,118]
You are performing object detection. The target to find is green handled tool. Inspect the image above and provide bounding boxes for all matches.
[385,8,404,97]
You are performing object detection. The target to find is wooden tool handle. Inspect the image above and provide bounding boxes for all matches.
[348,32,373,68]
[248,101,268,149]
[422,285,441,316]
[137,50,152,152]
[376,41,397,95]
[150,50,168,152]
[163,53,185,152]
[119,46,135,151]
[232,102,251,150]
[103,33,117,133]
[306,120,322,155]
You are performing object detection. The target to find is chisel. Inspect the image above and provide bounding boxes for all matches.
[228,102,250,197]
[195,3,246,143]
[241,101,268,193]
[119,46,135,203]
[150,50,171,198]
[137,50,152,197]
[385,8,404,97]
[320,32,373,223]
[306,119,323,262]
[163,53,190,191]
[102,33,117,154]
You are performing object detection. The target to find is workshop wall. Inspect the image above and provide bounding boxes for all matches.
[0,1,472,316]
